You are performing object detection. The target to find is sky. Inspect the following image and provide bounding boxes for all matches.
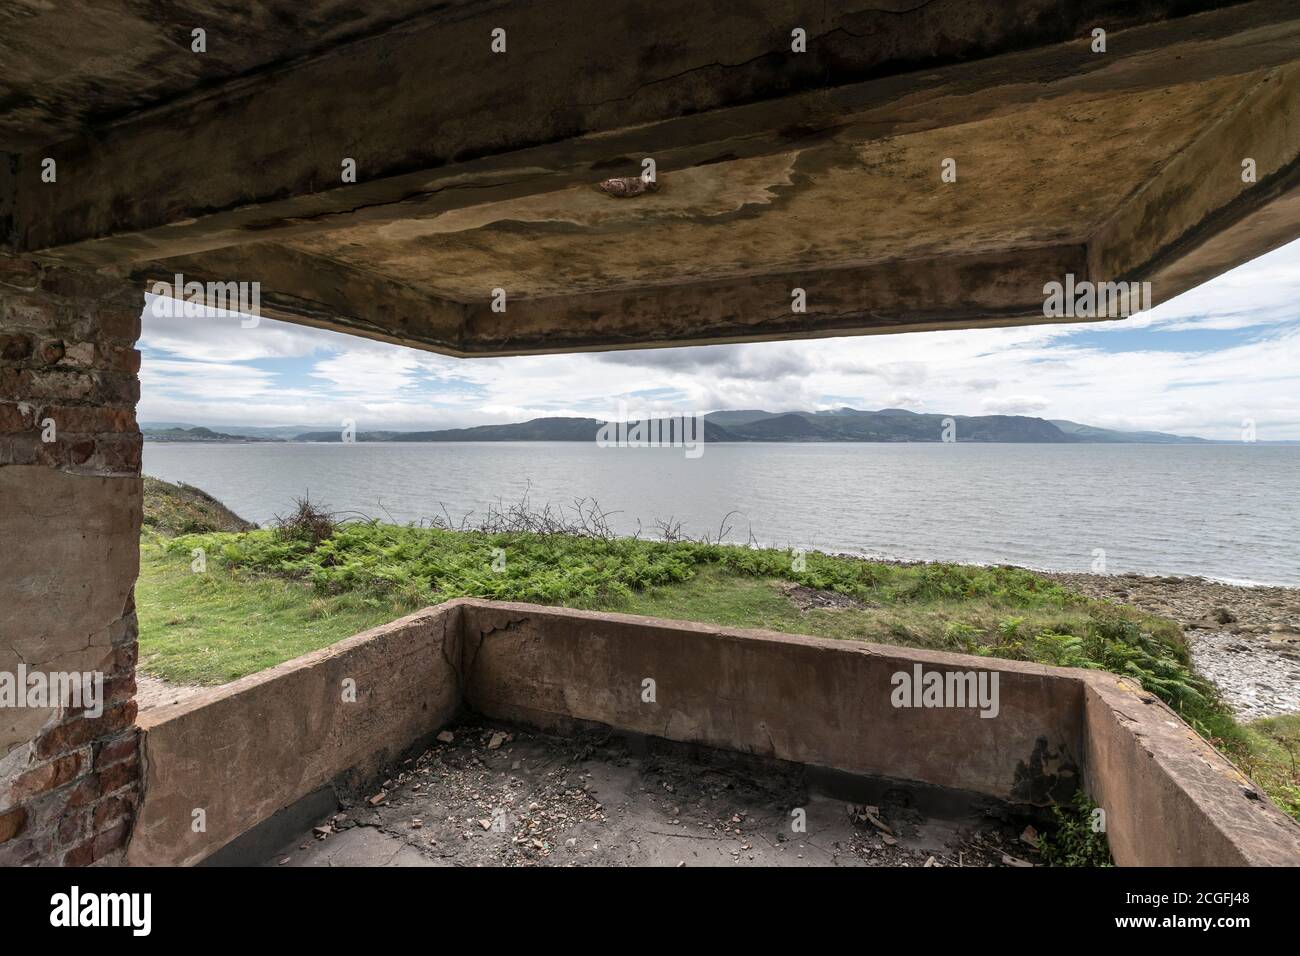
[139,237,1300,441]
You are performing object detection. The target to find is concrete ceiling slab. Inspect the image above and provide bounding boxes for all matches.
[4,0,1300,355]
[278,76,1254,302]
[0,0,482,150]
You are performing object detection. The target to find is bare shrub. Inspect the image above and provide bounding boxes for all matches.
[415,482,754,547]
[274,495,337,545]
[422,482,621,541]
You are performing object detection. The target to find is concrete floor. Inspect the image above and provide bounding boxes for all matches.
[264,722,1045,867]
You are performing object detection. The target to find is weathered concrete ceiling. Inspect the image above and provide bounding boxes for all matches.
[0,0,485,150]
[4,0,1300,354]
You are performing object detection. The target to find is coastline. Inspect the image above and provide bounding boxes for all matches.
[1043,571,1300,721]
[136,472,1298,721]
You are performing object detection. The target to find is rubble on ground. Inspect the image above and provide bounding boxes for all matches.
[278,721,1047,867]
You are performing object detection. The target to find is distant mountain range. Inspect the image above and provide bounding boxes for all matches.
[141,426,277,443]
[142,408,1224,444]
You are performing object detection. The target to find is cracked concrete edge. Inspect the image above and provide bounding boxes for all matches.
[1081,674,1300,866]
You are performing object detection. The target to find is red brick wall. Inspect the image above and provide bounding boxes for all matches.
[0,253,143,865]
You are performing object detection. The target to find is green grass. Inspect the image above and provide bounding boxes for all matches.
[136,536,412,684]
[613,567,1151,653]
[1231,714,1300,820]
[147,522,1200,707]
[136,518,1300,826]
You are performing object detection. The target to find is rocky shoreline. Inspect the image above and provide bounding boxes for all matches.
[1044,571,1300,722]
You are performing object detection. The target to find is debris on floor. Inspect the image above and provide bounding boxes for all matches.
[268,722,1046,867]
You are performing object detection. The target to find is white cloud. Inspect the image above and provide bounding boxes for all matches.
[980,395,1051,415]
[140,298,336,362]
[142,359,285,399]
[137,239,1300,440]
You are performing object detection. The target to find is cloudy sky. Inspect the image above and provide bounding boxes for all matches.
[139,237,1300,441]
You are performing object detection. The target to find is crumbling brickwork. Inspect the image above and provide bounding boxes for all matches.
[0,253,142,865]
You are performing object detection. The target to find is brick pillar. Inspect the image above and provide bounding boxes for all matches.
[0,254,143,865]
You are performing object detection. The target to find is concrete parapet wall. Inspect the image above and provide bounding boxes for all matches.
[1082,676,1300,866]
[127,604,462,867]
[459,601,1086,807]
[127,599,1300,866]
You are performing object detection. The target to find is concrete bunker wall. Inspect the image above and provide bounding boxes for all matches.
[0,258,143,865]
[129,605,463,867]
[460,601,1083,806]
[1082,680,1300,867]
[129,599,1300,866]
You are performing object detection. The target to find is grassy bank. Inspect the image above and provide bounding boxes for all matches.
[1234,715,1300,820]
[147,520,1218,721]
[134,488,1299,824]
[142,476,256,536]
[137,541,413,684]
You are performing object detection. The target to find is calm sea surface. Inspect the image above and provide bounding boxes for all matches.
[143,442,1300,586]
